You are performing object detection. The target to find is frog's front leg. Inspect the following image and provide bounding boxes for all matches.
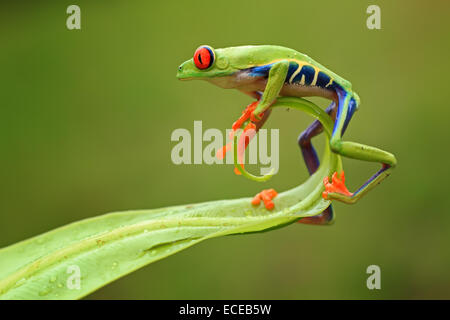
[325,88,397,204]
[252,60,290,120]
[230,91,279,210]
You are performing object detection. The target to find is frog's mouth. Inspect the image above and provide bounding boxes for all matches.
[175,69,194,80]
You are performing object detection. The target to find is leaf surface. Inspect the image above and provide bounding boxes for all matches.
[0,97,341,299]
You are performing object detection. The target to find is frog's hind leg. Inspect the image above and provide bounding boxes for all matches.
[324,88,397,204]
[298,102,337,175]
[296,102,338,225]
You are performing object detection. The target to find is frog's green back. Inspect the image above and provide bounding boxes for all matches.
[217,45,353,90]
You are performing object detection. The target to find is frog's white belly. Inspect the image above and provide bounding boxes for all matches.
[206,71,337,101]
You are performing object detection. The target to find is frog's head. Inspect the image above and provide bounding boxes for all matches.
[176,45,236,81]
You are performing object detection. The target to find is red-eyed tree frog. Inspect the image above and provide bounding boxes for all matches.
[176,45,397,225]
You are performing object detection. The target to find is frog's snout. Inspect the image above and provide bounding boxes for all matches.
[177,59,202,80]
[176,63,187,80]
[176,65,183,79]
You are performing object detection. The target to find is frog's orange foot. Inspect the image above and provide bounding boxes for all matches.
[216,101,266,178]
[216,102,259,162]
[232,101,259,131]
[322,171,353,200]
[251,188,278,210]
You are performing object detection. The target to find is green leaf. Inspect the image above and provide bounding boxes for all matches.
[0,97,342,299]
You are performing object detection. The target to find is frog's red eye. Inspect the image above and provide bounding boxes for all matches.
[193,46,215,70]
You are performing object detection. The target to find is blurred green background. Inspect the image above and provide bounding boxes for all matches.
[1,0,449,299]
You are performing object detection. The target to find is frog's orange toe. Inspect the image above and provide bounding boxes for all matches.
[251,194,261,206]
[252,189,278,210]
[322,171,353,200]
